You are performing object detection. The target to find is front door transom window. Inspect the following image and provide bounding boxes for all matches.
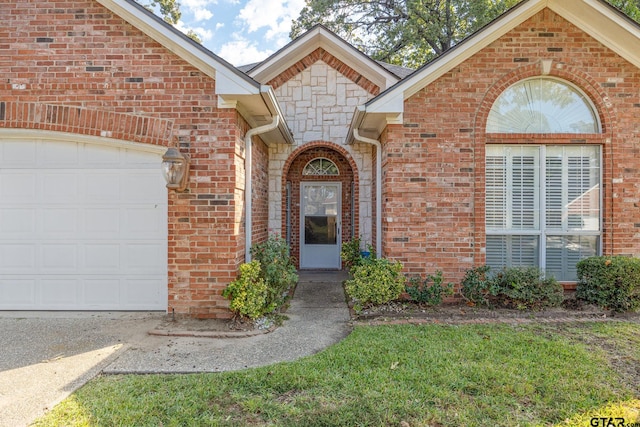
[303,158,339,176]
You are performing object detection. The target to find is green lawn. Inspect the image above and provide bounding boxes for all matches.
[36,322,640,427]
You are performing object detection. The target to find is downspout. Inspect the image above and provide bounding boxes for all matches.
[353,129,382,257]
[245,115,280,262]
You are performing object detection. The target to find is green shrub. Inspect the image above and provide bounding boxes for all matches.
[490,266,563,310]
[460,265,492,305]
[345,258,404,311]
[250,235,298,310]
[340,236,375,269]
[576,256,640,312]
[222,261,270,319]
[406,270,454,306]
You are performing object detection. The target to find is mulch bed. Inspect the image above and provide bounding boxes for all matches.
[351,300,640,325]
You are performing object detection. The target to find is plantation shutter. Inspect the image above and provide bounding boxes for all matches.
[485,154,507,230]
[545,146,600,232]
[485,146,539,231]
[485,145,600,279]
[544,146,600,280]
[545,235,598,281]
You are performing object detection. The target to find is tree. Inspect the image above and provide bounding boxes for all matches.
[291,0,521,68]
[608,0,640,21]
[137,0,202,43]
[291,0,640,68]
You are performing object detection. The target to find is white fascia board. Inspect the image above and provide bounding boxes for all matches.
[260,86,296,145]
[97,0,259,96]
[550,0,640,69]
[249,26,400,90]
[366,0,548,114]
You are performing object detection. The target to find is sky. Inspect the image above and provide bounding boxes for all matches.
[171,0,307,66]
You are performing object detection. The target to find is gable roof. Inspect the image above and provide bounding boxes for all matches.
[348,0,640,140]
[245,24,403,91]
[95,0,294,144]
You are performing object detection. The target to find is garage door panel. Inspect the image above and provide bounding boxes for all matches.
[0,245,36,272]
[0,139,167,311]
[0,279,35,306]
[41,244,78,272]
[1,172,37,201]
[42,173,80,203]
[123,243,164,273]
[84,279,120,306]
[83,144,122,166]
[122,174,166,203]
[123,278,163,306]
[1,141,37,166]
[125,207,164,237]
[84,208,120,236]
[1,208,36,235]
[84,244,120,271]
[123,149,160,167]
[40,140,80,166]
[42,208,79,235]
[40,278,80,306]
[85,172,121,201]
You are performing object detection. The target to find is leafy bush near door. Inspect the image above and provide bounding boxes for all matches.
[250,235,299,311]
[340,236,375,269]
[344,258,404,312]
[222,261,269,320]
[223,235,298,320]
[576,256,640,312]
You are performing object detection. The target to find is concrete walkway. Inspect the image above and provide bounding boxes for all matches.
[105,270,352,373]
[0,271,351,426]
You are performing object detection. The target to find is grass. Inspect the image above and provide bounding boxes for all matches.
[35,322,640,427]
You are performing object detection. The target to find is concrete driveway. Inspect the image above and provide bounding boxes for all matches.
[0,272,351,427]
[0,312,163,427]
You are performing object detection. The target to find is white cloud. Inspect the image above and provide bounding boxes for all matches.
[192,8,214,21]
[238,0,306,43]
[215,23,225,30]
[181,0,216,21]
[217,37,273,66]
[175,21,214,42]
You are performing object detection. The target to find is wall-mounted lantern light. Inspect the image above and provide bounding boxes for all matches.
[161,147,190,191]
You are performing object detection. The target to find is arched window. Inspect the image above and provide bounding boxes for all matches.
[485,78,602,282]
[303,158,339,176]
[486,78,599,133]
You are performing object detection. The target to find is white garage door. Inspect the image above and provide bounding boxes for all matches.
[0,137,168,310]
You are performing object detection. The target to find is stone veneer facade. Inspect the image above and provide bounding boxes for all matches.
[267,61,376,248]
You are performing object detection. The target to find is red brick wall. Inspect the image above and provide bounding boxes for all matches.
[251,136,270,246]
[384,8,634,286]
[283,142,359,268]
[0,0,247,318]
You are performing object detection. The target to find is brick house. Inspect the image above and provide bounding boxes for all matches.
[1,0,640,317]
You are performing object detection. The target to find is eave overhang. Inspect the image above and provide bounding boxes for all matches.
[96,0,294,144]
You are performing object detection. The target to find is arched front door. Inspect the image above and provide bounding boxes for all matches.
[284,146,358,270]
